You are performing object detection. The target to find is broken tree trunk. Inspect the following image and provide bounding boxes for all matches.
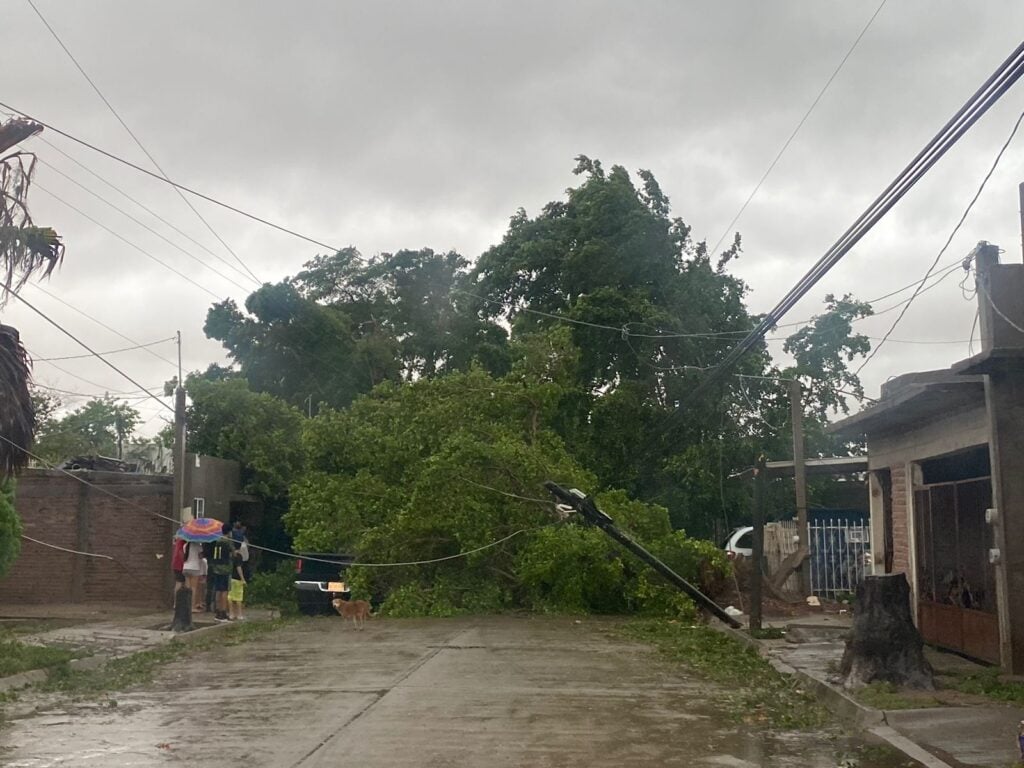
[839,574,933,690]
[170,587,193,633]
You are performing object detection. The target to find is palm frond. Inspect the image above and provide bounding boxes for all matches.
[0,324,34,478]
[0,137,64,303]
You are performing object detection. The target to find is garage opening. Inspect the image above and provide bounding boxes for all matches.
[913,445,998,663]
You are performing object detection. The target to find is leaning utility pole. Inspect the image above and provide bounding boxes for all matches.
[545,481,742,628]
[172,331,188,522]
[789,379,810,596]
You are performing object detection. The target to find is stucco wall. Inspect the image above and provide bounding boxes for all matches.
[867,402,988,592]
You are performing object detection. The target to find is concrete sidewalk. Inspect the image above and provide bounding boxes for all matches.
[0,605,278,692]
[764,615,1024,768]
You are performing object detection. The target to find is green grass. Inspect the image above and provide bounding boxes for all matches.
[0,637,81,678]
[40,618,290,698]
[854,681,942,710]
[941,666,1024,705]
[623,619,830,729]
[748,627,785,640]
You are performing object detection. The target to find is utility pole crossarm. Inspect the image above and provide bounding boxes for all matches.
[543,482,742,628]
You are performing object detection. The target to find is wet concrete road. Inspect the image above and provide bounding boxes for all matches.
[1,616,902,767]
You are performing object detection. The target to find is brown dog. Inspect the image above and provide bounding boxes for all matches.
[332,597,371,629]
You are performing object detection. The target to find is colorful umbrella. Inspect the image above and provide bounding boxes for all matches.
[175,517,225,542]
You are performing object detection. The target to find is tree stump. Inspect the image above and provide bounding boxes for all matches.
[840,574,933,690]
[170,587,193,633]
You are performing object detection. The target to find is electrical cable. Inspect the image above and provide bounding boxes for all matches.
[672,40,1024,412]
[27,282,179,369]
[5,290,174,412]
[21,534,114,560]
[24,0,262,284]
[36,155,260,287]
[33,336,175,362]
[0,434,556,570]
[977,278,1024,335]
[34,184,236,300]
[0,100,341,253]
[857,107,1024,374]
[709,0,888,256]
[30,354,139,395]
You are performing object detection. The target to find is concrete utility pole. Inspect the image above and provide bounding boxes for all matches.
[1019,181,1024,261]
[750,454,767,632]
[172,331,188,522]
[789,379,810,596]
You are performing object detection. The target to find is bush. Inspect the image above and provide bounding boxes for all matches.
[246,559,297,612]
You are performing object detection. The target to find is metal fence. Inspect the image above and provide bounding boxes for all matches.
[808,517,870,599]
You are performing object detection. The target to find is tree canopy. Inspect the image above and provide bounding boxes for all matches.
[31,394,140,464]
[197,156,873,601]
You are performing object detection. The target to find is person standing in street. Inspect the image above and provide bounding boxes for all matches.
[171,537,186,593]
[209,524,235,622]
[182,539,203,612]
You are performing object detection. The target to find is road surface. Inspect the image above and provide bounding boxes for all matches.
[0,615,909,767]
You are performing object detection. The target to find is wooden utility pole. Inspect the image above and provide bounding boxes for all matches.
[789,379,810,596]
[1018,181,1024,261]
[172,331,188,522]
[750,454,767,631]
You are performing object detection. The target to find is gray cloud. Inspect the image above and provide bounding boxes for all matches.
[4,0,1024,426]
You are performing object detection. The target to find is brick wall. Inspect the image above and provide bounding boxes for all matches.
[890,463,911,576]
[0,469,175,608]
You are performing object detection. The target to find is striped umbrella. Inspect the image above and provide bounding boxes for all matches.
[175,517,225,542]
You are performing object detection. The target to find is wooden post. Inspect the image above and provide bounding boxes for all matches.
[172,384,188,522]
[750,454,767,632]
[789,379,810,596]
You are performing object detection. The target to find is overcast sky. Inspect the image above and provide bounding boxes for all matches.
[3,1,1024,435]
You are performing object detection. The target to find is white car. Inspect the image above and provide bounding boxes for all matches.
[722,526,753,559]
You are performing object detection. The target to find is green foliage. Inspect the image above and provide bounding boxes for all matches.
[0,479,22,579]
[624,620,830,729]
[0,633,78,677]
[941,666,1024,705]
[201,156,875,562]
[245,560,299,613]
[185,377,304,499]
[286,367,730,618]
[854,681,942,710]
[32,395,140,464]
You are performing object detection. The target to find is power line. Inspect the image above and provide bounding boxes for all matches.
[0,100,341,253]
[977,278,1024,335]
[33,335,175,361]
[34,184,228,300]
[24,0,263,285]
[28,282,179,369]
[14,115,256,281]
[5,290,173,412]
[35,154,259,288]
[708,0,888,256]
[30,352,140,395]
[1,433,552,570]
[32,382,162,399]
[675,40,1024,410]
[21,534,114,561]
[856,107,1024,374]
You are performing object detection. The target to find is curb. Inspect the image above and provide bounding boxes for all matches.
[713,622,954,768]
[0,615,245,693]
